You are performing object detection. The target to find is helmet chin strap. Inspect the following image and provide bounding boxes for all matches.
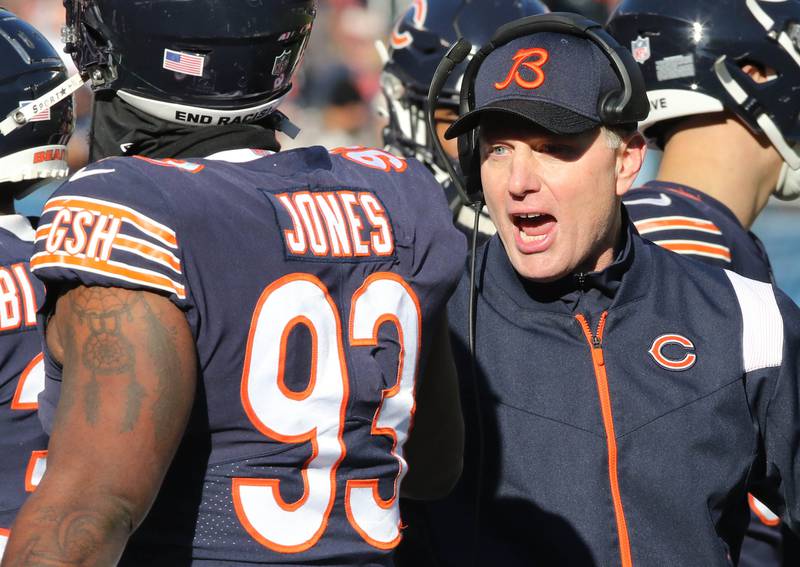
[775,157,800,201]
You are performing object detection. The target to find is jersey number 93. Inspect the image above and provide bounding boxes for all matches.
[234,272,420,552]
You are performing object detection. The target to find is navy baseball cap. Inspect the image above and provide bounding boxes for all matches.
[446,31,624,138]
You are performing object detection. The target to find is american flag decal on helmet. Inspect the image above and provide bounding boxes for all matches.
[163,49,205,77]
[18,101,50,122]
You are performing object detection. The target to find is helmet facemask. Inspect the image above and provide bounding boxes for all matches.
[380,70,457,185]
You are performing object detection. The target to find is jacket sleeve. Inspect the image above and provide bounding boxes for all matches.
[743,280,800,532]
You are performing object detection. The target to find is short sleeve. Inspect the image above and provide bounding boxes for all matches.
[625,188,734,268]
[31,158,189,306]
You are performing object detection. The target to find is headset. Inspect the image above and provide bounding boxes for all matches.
[425,14,648,566]
[428,12,649,206]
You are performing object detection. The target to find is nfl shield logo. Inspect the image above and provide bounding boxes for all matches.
[272,49,291,76]
[631,36,651,64]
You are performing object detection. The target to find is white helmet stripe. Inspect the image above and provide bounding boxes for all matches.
[639,89,724,133]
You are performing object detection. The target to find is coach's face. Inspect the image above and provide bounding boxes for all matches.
[479,116,645,282]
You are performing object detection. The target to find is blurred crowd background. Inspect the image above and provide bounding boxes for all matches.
[4,0,799,301]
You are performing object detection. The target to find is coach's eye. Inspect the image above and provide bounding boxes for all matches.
[490,145,510,156]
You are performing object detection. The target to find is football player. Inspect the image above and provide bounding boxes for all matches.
[381,0,548,241]
[0,8,73,560]
[607,0,800,564]
[2,1,466,565]
[608,0,800,281]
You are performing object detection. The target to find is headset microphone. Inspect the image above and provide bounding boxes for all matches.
[427,38,474,206]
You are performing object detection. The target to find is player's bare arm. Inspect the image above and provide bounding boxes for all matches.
[401,312,464,500]
[1,286,197,566]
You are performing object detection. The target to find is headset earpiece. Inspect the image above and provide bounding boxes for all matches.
[456,42,495,204]
[586,27,649,125]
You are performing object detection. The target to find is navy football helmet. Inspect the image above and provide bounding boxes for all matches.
[381,0,548,179]
[544,0,610,22]
[62,0,316,127]
[607,0,800,199]
[0,8,73,188]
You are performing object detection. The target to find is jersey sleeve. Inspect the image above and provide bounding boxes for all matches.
[403,157,467,300]
[624,187,735,269]
[31,158,189,307]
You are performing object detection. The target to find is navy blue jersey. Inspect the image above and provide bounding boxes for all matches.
[623,181,772,282]
[0,216,47,557]
[31,146,465,565]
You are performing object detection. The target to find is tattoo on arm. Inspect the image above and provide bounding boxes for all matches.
[1,286,196,566]
[6,505,130,567]
[64,287,184,435]
[72,288,138,429]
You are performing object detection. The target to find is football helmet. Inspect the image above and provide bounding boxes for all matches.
[381,0,548,180]
[0,8,73,187]
[62,0,316,127]
[607,0,800,199]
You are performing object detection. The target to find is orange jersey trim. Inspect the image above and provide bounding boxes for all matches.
[44,196,178,248]
[11,352,44,410]
[576,313,634,567]
[114,234,182,274]
[30,253,186,299]
[34,223,50,242]
[634,216,722,236]
[653,239,732,262]
[749,494,781,527]
[24,450,47,492]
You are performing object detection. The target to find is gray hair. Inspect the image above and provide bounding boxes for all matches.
[603,125,639,149]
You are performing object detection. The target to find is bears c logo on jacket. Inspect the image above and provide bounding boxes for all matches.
[648,334,696,371]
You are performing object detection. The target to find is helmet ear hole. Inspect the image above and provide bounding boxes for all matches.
[739,61,778,84]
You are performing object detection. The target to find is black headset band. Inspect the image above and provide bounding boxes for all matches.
[461,12,646,125]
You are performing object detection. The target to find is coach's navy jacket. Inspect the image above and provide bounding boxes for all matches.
[427,215,800,567]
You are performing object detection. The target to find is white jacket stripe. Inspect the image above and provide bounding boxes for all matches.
[725,270,783,372]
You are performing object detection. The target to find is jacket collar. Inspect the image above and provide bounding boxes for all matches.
[479,208,652,320]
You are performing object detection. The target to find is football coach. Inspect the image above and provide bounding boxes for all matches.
[422,12,800,567]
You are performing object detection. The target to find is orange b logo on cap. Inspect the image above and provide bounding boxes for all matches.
[495,47,549,91]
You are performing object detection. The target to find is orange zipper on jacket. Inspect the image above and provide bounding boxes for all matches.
[576,311,633,567]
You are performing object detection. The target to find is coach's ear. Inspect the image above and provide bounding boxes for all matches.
[615,131,646,197]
